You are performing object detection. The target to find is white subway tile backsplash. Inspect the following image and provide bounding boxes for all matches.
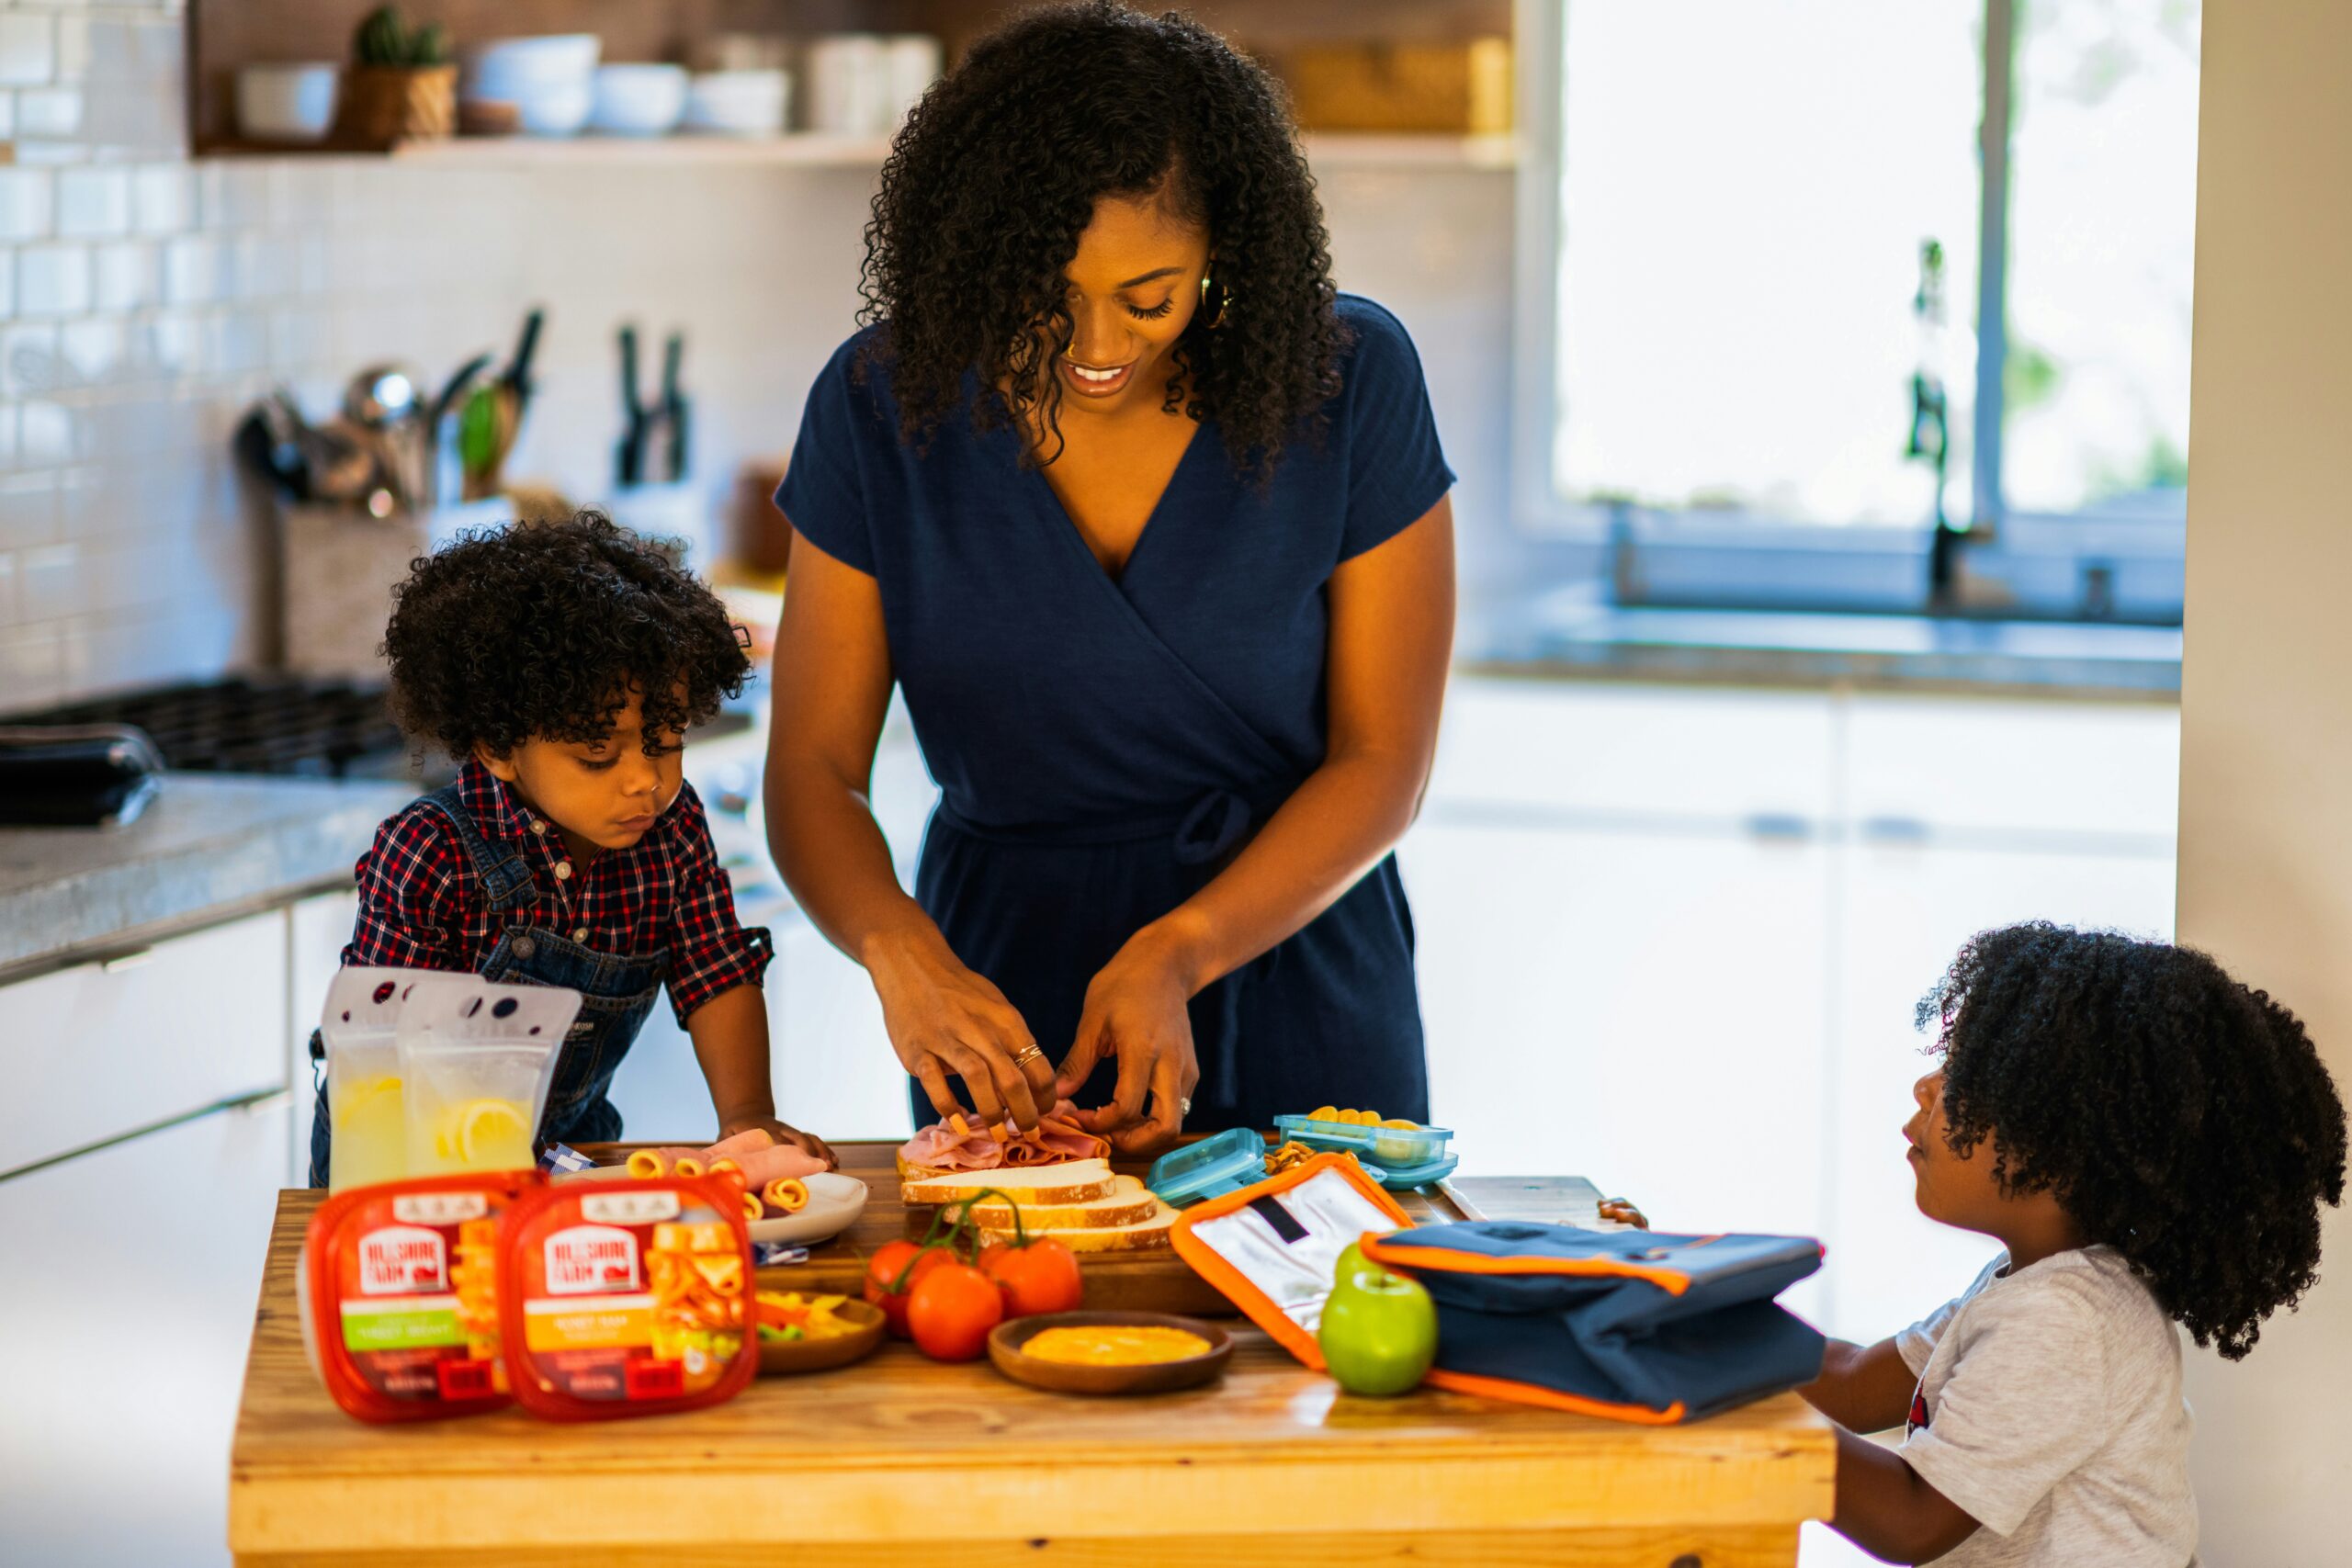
[197,164,268,231]
[2,323,61,404]
[0,15,55,90]
[0,552,17,629]
[0,475,56,551]
[17,88,85,141]
[57,166,131,237]
[92,240,157,310]
[131,163,192,235]
[55,16,91,84]
[16,243,92,316]
[17,401,75,466]
[141,311,200,378]
[0,168,56,243]
[18,543,77,619]
[0,625,65,712]
[206,310,266,376]
[162,233,217,304]
[0,94,17,145]
[61,317,127,383]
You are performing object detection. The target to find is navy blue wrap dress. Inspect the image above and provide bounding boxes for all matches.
[775,294,1454,1133]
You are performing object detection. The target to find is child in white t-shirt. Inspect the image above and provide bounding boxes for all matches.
[1801,922,2346,1565]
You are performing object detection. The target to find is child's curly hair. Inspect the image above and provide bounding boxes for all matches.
[1919,921,2346,1359]
[382,512,749,759]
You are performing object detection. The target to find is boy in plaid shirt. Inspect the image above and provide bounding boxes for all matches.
[309,512,831,1186]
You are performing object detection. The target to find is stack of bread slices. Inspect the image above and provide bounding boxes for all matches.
[899,1159,1179,1253]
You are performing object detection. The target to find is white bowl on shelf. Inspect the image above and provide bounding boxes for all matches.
[683,70,790,138]
[463,34,601,90]
[589,63,688,136]
[497,79,594,137]
[236,62,339,142]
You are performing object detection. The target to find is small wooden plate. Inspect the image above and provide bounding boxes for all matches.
[756,1297,886,1376]
[988,1311,1232,1396]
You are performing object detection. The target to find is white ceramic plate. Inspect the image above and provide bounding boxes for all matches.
[748,1172,868,1247]
[554,1166,868,1247]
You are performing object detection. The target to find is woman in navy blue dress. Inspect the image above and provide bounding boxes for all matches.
[765,3,1455,1155]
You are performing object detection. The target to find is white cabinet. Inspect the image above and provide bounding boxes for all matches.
[0,911,289,1177]
[1408,675,2180,1347]
[0,1094,288,1568]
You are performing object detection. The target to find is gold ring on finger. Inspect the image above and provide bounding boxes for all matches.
[1013,1044,1046,1067]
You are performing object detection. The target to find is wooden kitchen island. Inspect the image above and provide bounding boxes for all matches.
[230,1150,1835,1566]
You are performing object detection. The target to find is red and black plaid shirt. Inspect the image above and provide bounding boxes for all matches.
[341,761,771,1025]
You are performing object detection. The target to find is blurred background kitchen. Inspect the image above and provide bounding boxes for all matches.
[0,1,2223,1562]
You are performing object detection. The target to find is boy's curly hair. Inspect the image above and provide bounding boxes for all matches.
[1919,921,2346,1359]
[855,0,1348,478]
[382,512,749,759]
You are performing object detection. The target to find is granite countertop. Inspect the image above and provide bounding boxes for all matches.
[0,773,416,981]
[1473,598,2182,697]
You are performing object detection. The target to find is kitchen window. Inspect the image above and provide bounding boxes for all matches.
[1510,0,2199,622]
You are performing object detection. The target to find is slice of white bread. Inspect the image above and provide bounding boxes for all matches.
[956,1175,1160,1232]
[975,1199,1179,1254]
[899,1158,1116,1208]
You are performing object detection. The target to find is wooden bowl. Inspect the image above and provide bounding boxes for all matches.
[988,1311,1232,1396]
[756,1298,886,1377]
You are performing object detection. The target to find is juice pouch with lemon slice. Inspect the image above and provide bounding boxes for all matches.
[318,968,472,1192]
[396,979,582,1177]
[298,1169,544,1422]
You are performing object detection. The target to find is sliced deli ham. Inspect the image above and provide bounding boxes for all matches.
[896,1102,1111,1178]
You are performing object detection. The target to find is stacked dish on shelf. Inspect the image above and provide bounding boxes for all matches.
[461,34,600,137]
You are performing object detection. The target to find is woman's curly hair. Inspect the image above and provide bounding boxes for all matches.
[1918,921,2346,1359]
[855,0,1348,478]
[382,512,749,760]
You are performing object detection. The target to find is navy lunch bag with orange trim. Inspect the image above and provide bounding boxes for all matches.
[1360,1222,1826,1423]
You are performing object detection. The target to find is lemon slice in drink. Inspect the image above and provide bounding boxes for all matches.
[450,1099,532,1168]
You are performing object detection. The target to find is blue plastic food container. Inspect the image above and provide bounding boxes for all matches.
[1146,1126,1272,1207]
[1272,1114,1454,1169]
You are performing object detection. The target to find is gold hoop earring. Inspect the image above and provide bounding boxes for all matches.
[1199,271,1227,328]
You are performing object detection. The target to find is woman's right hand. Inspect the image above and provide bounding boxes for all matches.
[865,926,1057,1131]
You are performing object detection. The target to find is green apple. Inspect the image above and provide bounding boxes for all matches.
[1318,1263,1438,1396]
[1330,1241,1374,1289]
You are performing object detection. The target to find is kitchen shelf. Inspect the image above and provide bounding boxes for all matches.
[356,129,1521,171]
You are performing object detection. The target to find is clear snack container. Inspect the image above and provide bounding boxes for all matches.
[397,981,582,1176]
[1272,1113,1455,1171]
[319,969,468,1191]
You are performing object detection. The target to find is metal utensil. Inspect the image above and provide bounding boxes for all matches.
[343,364,429,511]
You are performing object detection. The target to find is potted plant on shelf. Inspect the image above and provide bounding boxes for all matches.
[332,6,456,150]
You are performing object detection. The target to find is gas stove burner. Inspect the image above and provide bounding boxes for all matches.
[0,675,422,781]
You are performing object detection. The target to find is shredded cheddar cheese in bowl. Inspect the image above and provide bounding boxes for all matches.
[1022,1325,1214,1367]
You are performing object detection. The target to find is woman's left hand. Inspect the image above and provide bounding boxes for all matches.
[1057,930,1201,1156]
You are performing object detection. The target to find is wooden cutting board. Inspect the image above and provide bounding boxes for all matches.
[575,1138,1487,1317]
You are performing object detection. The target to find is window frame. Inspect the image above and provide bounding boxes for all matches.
[1507,0,2188,625]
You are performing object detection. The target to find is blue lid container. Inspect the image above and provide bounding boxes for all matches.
[1146,1126,1271,1207]
[1373,1151,1460,1190]
[1272,1114,1455,1169]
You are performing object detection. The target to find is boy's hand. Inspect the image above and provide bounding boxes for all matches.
[723,1115,838,1170]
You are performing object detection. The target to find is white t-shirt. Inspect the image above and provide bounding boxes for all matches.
[1895,1246,2197,1568]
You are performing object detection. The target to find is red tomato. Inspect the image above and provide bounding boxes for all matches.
[980,1237,1082,1318]
[906,1261,1005,1361]
[865,1240,951,1338]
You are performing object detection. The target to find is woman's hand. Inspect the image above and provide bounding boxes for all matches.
[866,926,1057,1130]
[1056,927,1202,1156]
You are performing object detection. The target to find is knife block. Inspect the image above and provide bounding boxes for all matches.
[278,501,506,680]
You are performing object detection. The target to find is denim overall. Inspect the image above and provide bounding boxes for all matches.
[307,781,666,1186]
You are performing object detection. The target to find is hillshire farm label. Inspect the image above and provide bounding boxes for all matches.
[357,1224,447,1296]
[543,1224,641,1295]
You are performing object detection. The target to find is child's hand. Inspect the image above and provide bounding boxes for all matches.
[725,1116,837,1170]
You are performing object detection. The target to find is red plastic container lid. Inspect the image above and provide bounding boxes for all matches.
[301,1170,544,1424]
[497,1175,758,1421]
